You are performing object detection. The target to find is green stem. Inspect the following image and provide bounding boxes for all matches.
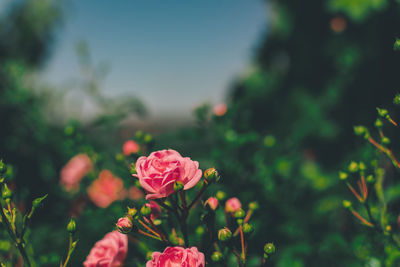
[62,235,72,267]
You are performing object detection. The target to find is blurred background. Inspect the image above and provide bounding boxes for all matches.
[1,0,400,266]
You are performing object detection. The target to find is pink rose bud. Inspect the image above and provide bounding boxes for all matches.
[123,140,140,156]
[116,217,133,234]
[225,197,242,213]
[145,201,162,220]
[84,231,128,267]
[87,170,127,208]
[213,103,227,116]
[60,154,93,192]
[134,149,202,200]
[205,197,219,211]
[146,246,205,267]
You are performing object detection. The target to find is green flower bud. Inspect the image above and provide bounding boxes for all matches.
[153,219,162,226]
[342,200,352,209]
[215,191,226,201]
[143,133,153,143]
[64,125,75,136]
[130,163,136,175]
[237,219,244,225]
[196,226,205,236]
[366,175,374,183]
[234,208,246,219]
[115,153,124,162]
[358,162,366,171]
[248,201,259,210]
[173,181,184,192]
[348,161,359,173]
[263,253,269,259]
[263,135,276,148]
[339,172,348,180]
[377,107,388,117]
[67,218,77,234]
[140,204,152,216]
[32,194,48,209]
[218,228,232,242]
[394,94,400,105]
[243,223,254,234]
[0,160,6,175]
[394,38,400,51]
[211,251,223,262]
[134,130,144,140]
[264,243,276,254]
[382,137,390,144]
[127,207,138,217]
[353,126,366,136]
[374,119,383,128]
[204,168,220,182]
[2,184,12,200]
[146,251,153,261]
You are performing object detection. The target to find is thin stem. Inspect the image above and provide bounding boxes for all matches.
[346,182,363,202]
[62,235,72,267]
[188,181,208,211]
[234,210,253,236]
[138,229,162,241]
[138,219,160,238]
[239,225,246,264]
[350,209,374,227]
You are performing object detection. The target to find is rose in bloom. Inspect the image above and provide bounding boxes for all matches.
[146,247,205,267]
[84,231,128,267]
[88,170,127,208]
[213,103,227,116]
[60,154,93,192]
[225,197,242,213]
[134,149,202,199]
[123,140,140,156]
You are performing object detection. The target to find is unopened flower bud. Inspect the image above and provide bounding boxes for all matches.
[127,207,138,217]
[211,251,223,262]
[375,119,383,128]
[67,218,77,234]
[130,163,136,175]
[394,38,400,51]
[339,172,348,180]
[2,184,12,200]
[218,228,232,242]
[216,191,226,201]
[234,208,246,218]
[377,107,388,117]
[116,217,133,234]
[366,175,374,183]
[358,162,366,171]
[264,243,276,254]
[196,226,205,236]
[394,94,400,105]
[248,201,259,210]
[353,126,366,136]
[263,135,276,148]
[382,137,390,144]
[205,197,219,211]
[243,223,254,234]
[143,133,153,143]
[0,160,6,175]
[32,194,48,209]
[173,181,184,192]
[237,219,244,225]
[140,204,152,216]
[153,219,162,226]
[204,168,220,182]
[348,161,358,173]
[342,200,352,209]
[225,197,242,213]
[115,153,124,162]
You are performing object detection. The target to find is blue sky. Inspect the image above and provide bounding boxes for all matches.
[41,0,267,116]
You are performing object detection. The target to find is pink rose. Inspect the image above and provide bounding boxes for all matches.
[134,149,202,200]
[116,217,133,234]
[225,197,242,213]
[87,170,127,208]
[213,103,227,116]
[84,231,128,267]
[60,154,93,192]
[205,197,219,211]
[146,247,205,267]
[123,140,140,156]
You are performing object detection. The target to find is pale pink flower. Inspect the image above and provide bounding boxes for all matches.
[83,231,128,267]
[128,186,144,201]
[205,197,219,210]
[213,103,227,116]
[134,149,202,200]
[146,246,205,267]
[88,170,127,208]
[60,154,92,192]
[225,197,242,213]
[122,140,140,156]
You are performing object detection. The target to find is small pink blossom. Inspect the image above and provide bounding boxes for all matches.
[128,186,144,201]
[205,197,219,210]
[134,149,202,200]
[213,103,227,116]
[146,246,205,267]
[88,170,127,208]
[60,154,93,192]
[225,197,242,213]
[84,231,128,267]
[123,140,140,156]
[116,217,133,234]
